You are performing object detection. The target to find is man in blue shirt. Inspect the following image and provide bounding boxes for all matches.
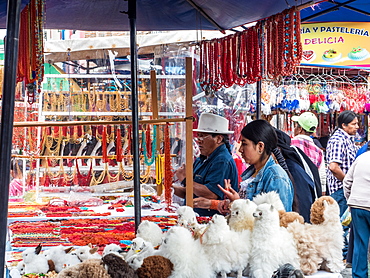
[173,113,239,216]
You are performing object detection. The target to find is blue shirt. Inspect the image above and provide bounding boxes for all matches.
[356,141,369,158]
[241,155,294,212]
[192,144,239,216]
[326,128,358,195]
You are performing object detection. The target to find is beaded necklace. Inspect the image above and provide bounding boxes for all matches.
[163,124,173,210]
[142,125,157,166]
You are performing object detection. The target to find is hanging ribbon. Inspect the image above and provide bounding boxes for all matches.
[77,125,83,138]
[116,127,123,163]
[91,125,97,137]
[76,162,92,187]
[62,126,68,137]
[102,126,108,163]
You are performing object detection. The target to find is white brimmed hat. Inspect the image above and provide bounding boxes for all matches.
[193,113,233,134]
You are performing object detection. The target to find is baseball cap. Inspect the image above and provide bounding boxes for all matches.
[291,112,318,132]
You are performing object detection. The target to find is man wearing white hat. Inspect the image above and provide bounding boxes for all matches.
[173,112,239,216]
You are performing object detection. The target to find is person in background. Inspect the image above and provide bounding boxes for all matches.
[343,143,370,278]
[275,128,322,222]
[9,159,24,197]
[326,110,359,260]
[194,120,294,213]
[344,139,370,269]
[172,112,239,216]
[291,112,326,195]
[355,140,369,158]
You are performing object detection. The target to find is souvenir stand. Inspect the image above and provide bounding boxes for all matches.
[6,3,199,267]
[1,1,352,277]
[6,56,197,270]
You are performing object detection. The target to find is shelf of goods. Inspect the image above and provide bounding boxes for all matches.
[7,60,196,274]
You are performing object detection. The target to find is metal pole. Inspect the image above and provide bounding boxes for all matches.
[256,80,262,120]
[256,21,265,120]
[0,0,22,276]
[128,0,141,231]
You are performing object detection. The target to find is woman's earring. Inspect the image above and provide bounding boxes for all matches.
[258,150,263,154]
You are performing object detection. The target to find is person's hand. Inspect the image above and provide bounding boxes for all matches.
[175,164,186,182]
[193,197,211,209]
[218,179,240,202]
[218,199,231,215]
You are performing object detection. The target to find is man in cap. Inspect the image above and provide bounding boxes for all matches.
[291,112,326,195]
[173,112,239,216]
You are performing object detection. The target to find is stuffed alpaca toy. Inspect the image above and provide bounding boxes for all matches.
[103,243,125,258]
[253,191,304,227]
[136,220,163,247]
[74,243,102,262]
[22,244,54,274]
[278,210,304,228]
[176,206,206,239]
[250,204,299,278]
[136,255,173,278]
[9,268,22,278]
[44,245,80,273]
[157,226,213,278]
[201,214,251,278]
[57,259,111,278]
[252,191,285,212]
[227,199,257,232]
[102,253,138,278]
[176,206,198,227]
[286,196,344,275]
[125,237,156,270]
[16,260,25,275]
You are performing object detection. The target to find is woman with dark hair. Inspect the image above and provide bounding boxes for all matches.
[194,120,294,212]
[274,128,322,222]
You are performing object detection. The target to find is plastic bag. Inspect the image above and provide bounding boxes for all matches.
[341,207,352,226]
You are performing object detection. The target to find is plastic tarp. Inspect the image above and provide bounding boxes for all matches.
[44,30,231,62]
[0,0,321,31]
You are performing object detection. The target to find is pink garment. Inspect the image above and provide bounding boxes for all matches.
[9,179,23,196]
[291,136,323,168]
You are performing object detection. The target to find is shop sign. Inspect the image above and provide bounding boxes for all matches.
[300,22,370,68]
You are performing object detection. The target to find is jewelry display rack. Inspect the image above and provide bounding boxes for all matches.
[12,57,195,206]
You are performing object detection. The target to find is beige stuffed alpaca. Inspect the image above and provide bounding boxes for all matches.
[56,259,111,278]
[287,196,345,275]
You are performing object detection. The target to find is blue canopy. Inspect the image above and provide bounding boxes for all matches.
[0,0,322,31]
[301,0,370,23]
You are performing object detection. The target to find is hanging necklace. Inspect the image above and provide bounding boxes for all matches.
[142,125,157,166]
[163,124,173,210]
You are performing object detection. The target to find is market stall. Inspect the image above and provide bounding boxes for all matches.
[0,0,360,277]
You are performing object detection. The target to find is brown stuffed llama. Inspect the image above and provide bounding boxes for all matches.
[56,259,111,278]
[136,255,173,278]
[310,196,336,224]
[102,253,138,278]
[279,210,305,228]
[287,196,345,275]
